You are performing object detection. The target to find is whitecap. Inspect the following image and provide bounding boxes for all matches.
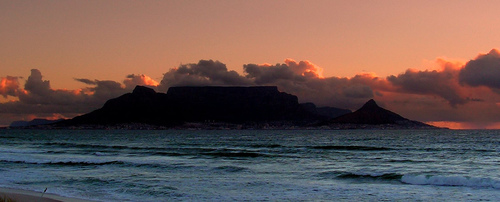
[401,174,500,189]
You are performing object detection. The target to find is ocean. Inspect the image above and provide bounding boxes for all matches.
[0,129,499,201]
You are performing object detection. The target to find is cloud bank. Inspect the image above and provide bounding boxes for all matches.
[459,49,500,90]
[2,49,500,128]
[0,70,151,125]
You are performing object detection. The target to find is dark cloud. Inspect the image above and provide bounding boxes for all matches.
[386,66,467,107]
[18,69,90,105]
[459,49,500,90]
[158,60,252,92]
[24,69,51,96]
[158,59,377,109]
[74,78,97,85]
[244,59,374,108]
[0,69,154,126]
[244,63,297,84]
[342,84,373,99]
[75,78,126,99]
[91,80,127,100]
[4,50,500,128]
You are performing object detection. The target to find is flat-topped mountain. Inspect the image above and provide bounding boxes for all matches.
[166,86,305,121]
[330,99,436,129]
[59,86,328,127]
[53,86,437,129]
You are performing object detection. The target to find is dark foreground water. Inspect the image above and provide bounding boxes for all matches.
[0,129,499,201]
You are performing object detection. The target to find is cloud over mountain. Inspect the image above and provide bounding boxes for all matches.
[2,49,500,128]
[157,59,376,108]
[158,60,252,92]
[243,59,374,108]
[124,74,160,89]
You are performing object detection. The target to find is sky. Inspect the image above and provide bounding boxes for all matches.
[1,0,500,129]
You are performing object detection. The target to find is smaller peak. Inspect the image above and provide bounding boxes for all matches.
[132,85,156,95]
[361,99,379,109]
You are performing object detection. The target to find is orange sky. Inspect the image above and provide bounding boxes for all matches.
[1,0,500,129]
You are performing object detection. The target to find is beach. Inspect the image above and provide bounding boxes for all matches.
[0,188,92,202]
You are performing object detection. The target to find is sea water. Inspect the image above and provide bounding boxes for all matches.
[0,129,499,201]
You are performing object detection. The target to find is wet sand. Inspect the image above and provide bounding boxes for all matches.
[0,188,93,202]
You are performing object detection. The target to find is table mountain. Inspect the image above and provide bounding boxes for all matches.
[55,86,437,129]
[59,86,324,127]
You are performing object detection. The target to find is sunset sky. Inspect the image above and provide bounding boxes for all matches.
[2,0,500,129]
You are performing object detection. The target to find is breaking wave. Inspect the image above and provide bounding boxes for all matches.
[320,171,500,189]
[401,174,500,189]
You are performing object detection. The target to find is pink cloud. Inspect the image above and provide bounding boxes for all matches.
[0,76,20,98]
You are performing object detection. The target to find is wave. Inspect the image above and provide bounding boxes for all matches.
[410,147,498,153]
[401,174,500,189]
[0,159,125,166]
[337,172,403,180]
[213,165,249,172]
[248,144,283,148]
[321,171,500,189]
[92,152,123,157]
[310,145,393,151]
[0,158,195,171]
[318,171,402,181]
[41,142,222,156]
[43,142,194,152]
[202,151,269,158]
[387,159,433,163]
[47,161,125,166]
[0,147,45,154]
[43,142,130,150]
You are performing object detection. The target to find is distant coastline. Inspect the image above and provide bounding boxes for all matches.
[3,122,443,130]
[6,86,442,130]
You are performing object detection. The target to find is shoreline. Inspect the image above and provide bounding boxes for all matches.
[0,188,94,202]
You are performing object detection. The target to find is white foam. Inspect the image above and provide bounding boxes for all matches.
[401,174,500,189]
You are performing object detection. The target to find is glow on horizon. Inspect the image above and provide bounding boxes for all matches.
[2,1,500,129]
[428,121,500,130]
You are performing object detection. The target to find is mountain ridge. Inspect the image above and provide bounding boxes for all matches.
[16,86,438,129]
[330,99,436,129]
[58,86,341,128]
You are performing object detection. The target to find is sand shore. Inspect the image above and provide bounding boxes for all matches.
[0,188,94,202]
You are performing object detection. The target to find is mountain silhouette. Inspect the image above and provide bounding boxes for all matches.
[59,86,328,127]
[10,118,66,127]
[331,99,434,128]
[54,86,436,129]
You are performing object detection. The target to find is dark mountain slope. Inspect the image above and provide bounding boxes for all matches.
[59,86,323,127]
[61,85,173,126]
[57,86,436,129]
[331,99,435,128]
